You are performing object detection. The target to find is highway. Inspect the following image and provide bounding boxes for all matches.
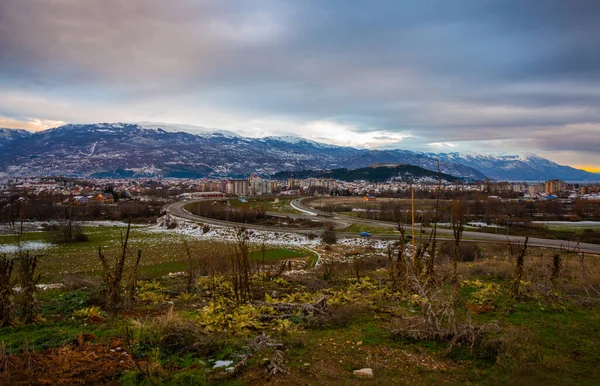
[166,198,600,255]
[291,198,600,254]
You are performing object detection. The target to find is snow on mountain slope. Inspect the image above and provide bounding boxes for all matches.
[432,152,597,181]
[0,123,596,181]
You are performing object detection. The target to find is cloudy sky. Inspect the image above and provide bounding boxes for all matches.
[1,0,599,171]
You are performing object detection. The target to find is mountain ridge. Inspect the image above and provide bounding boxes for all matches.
[0,123,597,181]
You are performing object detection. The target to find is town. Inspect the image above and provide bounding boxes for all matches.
[2,175,600,204]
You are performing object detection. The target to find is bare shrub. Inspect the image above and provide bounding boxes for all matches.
[392,263,500,358]
[511,237,529,299]
[426,159,442,282]
[230,228,251,303]
[0,255,14,327]
[458,258,513,281]
[48,208,88,244]
[16,251,41,324]
[552,251,600,301]
[461,243,481,262]
[480,325,537,371]
[318,256,336,281]
[97,220,142,312]
[438,241,454,265]
[61,274,102,291]
[134,308,222,356]
[125,249,143,306]
[321,227,337,245]
[233,334,286,376]
[183,239,197,293]
[451,195,465,284]
[308,303,370,329]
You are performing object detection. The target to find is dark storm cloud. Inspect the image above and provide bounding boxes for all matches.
[0,0,599,164]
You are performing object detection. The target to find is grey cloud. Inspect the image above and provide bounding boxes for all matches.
[1,0,600,166]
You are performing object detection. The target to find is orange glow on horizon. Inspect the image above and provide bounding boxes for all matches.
[575,165,600,173]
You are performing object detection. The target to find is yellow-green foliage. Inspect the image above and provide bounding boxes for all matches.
[462,279,502,305]
[190,277,389,336]
[273,277,387,307]
[193,301,292,335]
[137,280,168,304]
[197,276,235,298]
[73,306,103,319]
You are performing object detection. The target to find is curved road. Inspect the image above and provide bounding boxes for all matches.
[166,200,349,233]
[166,198,600,255]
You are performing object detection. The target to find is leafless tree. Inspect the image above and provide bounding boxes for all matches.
[0,255,14,327]
[550,253,562,286]
[426,160,442,283]
[125,249,143,306]
[16,251,41,324]
[230,228,252,303]
[451,184,465,285]
[183,239,196,293]
[98,219,133,312]
[511,237,529,299]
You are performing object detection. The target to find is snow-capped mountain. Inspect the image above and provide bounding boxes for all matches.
[0,128,31,148]
[0,123,597,181]
[433,152,597,181]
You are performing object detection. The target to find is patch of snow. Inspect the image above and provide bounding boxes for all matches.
[0,241,51,254]
[153,216,397,251]
[88,141,97,156]
[212,360,234,369]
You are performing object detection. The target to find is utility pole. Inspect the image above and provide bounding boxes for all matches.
[411,179,415,267]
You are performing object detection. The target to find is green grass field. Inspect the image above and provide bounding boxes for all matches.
[342,223,399,235]
[0,225,316,282]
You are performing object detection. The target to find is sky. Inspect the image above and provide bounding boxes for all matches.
[1,0,599,172]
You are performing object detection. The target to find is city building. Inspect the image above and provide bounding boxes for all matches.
[250,179,272,195]
[226,179,249,196]
[528,184,545,195]
[545,179,567,195]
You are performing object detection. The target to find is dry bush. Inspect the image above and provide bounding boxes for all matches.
[438,241,454,265]
[391,265,501,357]
[391,297,501,360]
[16,251,41,324]
[461,243,482,262]
[48,209,89,244]
[133,308,222,357]
[307,303,371,329]
[478,325,537,370]
[97,221,143,311]
[484,242,512,259]
[552,252,600,301]
[457,258,513,281]
[0,255,14,327]
[358,254,388,272]
[457,251,600,303]
[233,334,286,376]
[286,275,329,292]
[321,228,337,245]
[61,274,103,291]
[317,256,337,281]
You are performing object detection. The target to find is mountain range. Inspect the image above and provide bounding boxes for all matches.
[0,123,598,181]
